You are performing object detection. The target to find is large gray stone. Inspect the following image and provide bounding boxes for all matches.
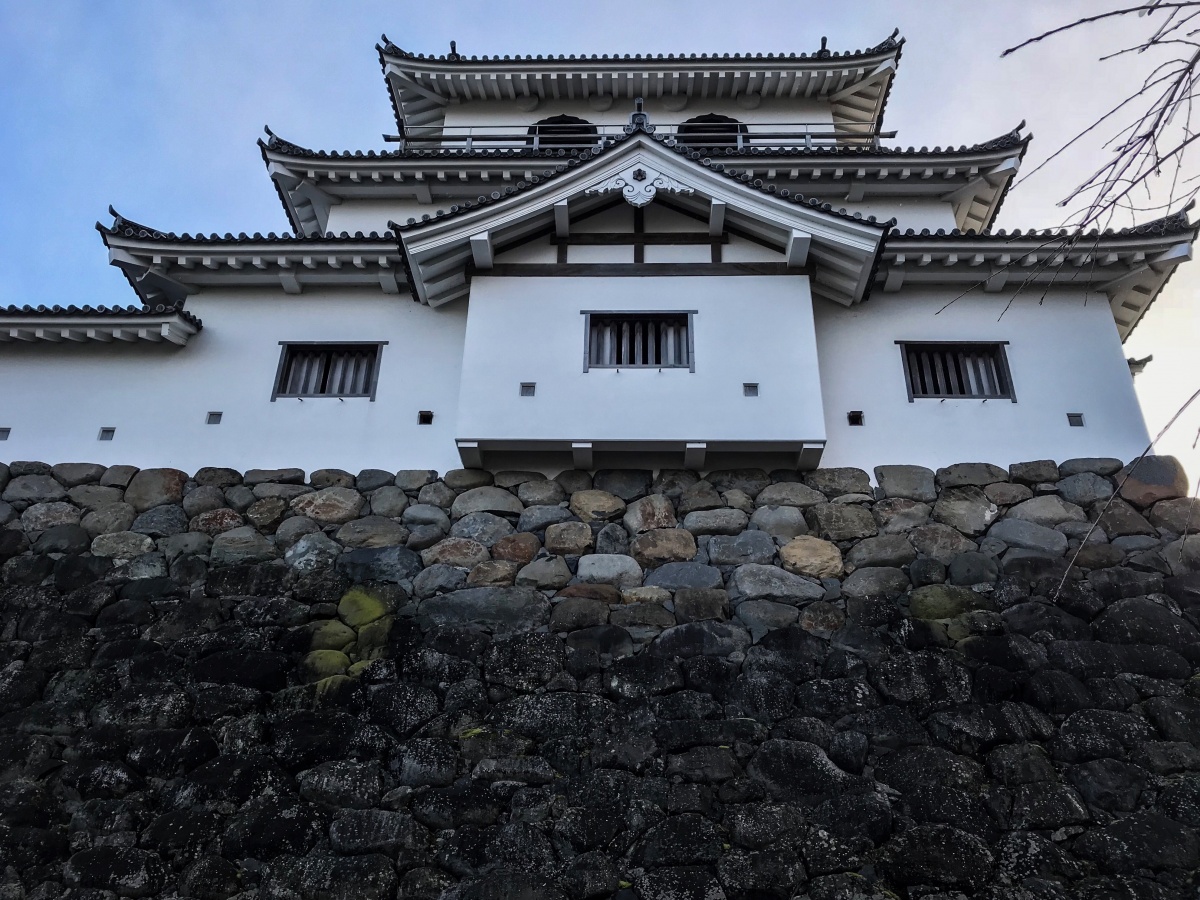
[874,465,936,502]
[630,528,697,568]
[750,505,809,541]
[677,481,725,516]
[842,566,910,599]
[419,587,550,633]
[932,486,999,536]
[706,468,771,497]
[368,485,409,518]
[1149,497,1200,534]
[21,500,81,533]
[518,504,577,534]
[285,533,343,574]
[51,462,106,487]
[1057,472,1114,507]
[807,504,877,541]
[244,467,305,485]
[181,485,226,518]
[402,503,451,530]
[909,523,978,564]
[90,531,155,559]
[420,537,489,568]
[394,470,438,492]
[623,494,678,534]
[124,468,189,513]
[517,479,567,506]
[450,486,523,520]
[291,487,365,525]
[1007,495,1087,528]
[576,554,643,589]
[1010,459,1060,485]
[335,517,408,549]
[515,556,573,590]
[210,526,278,566]
[131,505,189,538]
[987,519,1068,556]
[844,534,916,572]
[68,484,125,510]
[1059,458,1123,477]
[804,467,872,498]
[872,498,932,533]
[755,482,826,509]
[708,530,777,566]
[81,502,137,537]
[935,462,1008,488]
[683,509,750,536]
[651,621,752,657]
[1118,455,1189,507]
[730,563,825,605]
[736,599,801,641]
[644,561,724,591]
[569,490,626,523]
[3,474,67,504]
[450,511,514,547]
[593,469,653,501]
[336,545,422,583]
[651,469,701,499]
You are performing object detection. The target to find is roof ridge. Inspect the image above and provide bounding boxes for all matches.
[890,206,1196,240]
[0,302,203,330]
[376,32,904,64]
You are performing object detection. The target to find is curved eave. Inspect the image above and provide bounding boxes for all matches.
[395,130,889,310]
[877,215,1199,342]
[0,305,202,346]
[98,218,408,300]
[377,35,903,136]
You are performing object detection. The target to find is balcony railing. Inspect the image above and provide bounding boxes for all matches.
[389,122,896,153]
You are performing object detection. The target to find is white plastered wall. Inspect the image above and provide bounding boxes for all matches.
[815,287,1151,471]
[0,289,468,473]
[456,274,825,448]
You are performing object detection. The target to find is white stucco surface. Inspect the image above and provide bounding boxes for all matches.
[814,288,1151,471]
[0,289,469,473]
[456,274,825,454]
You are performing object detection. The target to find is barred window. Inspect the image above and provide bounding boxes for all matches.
[584,312,694,371]
[899,342,1015,401]
[272,343,385,400]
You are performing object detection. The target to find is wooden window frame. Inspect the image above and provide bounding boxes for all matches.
[271,341,388,401]
[581,310,697,373]
[896,340,1016,403]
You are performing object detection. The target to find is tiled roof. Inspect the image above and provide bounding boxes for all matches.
[377,32,903,64]
[0,302,203,330]
[890,205,1198,240]
[389,123,896,234]
[258,125,1028,162]
[100,209,392,244]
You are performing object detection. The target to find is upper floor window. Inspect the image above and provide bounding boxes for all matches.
[527,115,598,149]
[677,114,749,147]
[272,342,386,401]
[583,311,695,372]
[898,341,1015,401]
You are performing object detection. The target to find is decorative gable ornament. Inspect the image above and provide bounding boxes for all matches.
[584,164,694,208]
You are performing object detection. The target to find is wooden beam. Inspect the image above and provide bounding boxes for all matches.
[708,200,726,237]
[479,262,804,277]
[470,232,494,270]
[684,442,707,470]
[554,201,570,238]
[786,230,811,268]
[457,441,483,469]
[572,442,593,470]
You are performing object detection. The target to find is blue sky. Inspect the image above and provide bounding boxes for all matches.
[2,1,1198,471]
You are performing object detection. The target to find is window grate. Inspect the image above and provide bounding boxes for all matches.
[206,412,223,425]
[743,383,759,397]
[520,383,536,397]
[587,313,691,369]
[273,343,384,400]
[900,342,1014,400]
[98,427,115,441]
[1067,413,1085,427]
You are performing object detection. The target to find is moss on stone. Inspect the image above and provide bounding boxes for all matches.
[908,583,991,620]
[307,619,356,652]
[300,649,351,682]
[337,586,394,628]
[356,615,394,660]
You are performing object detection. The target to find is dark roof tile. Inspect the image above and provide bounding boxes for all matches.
[0,302,203,330]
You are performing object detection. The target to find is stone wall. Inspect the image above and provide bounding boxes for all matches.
[1,457,1199,900]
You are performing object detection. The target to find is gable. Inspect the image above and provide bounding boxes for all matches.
[396,129,888,309]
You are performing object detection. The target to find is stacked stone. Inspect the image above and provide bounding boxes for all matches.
[0,457,1198,900]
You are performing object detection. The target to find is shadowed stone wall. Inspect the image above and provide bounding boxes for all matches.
[1,457,1199,900]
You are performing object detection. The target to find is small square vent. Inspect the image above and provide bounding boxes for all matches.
[1067,412,1085,427]
[520,383,536,397]
[0,428,10,441]
[98,427,116,441]
[847,411,865,426]
[206,411,223,425]
[417,410,434,425]
[743,383,760,397]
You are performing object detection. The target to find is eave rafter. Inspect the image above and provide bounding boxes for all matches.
[0,305,202,346]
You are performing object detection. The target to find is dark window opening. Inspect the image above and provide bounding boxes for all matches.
[273,343,384,400]
[899,342,1015,401]
[586,312,693,370]
[847,411,865,426]
[206,412,223,425]
[98,427,116,441]
[417,410,434,425]
[527,114,598,149]
[677,113,749,147]
[744,383,760,397]
[1067,413,1085,427]
[520,383,536,397]
[0,428,9,441]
